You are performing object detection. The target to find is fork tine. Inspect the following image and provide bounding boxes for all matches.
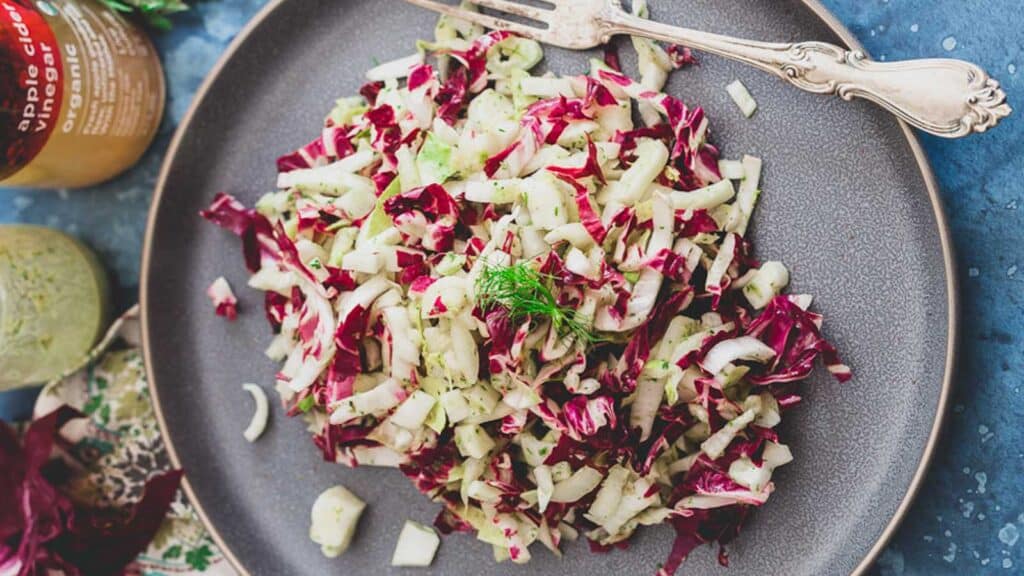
[467,0,550,23]
[404,0,545,38]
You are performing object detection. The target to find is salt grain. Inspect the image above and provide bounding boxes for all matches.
[943,543,958,562]
[962,501,975,518]
[998,524,1019,547]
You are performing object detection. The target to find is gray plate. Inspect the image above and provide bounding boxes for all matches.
[141,0,955,574]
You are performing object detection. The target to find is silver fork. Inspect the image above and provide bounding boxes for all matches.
[403,0,1010,138]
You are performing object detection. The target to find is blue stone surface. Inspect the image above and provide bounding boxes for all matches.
[1,0,1020,572]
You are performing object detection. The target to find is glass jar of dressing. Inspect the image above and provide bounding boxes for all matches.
[0,0,164,188]
[0,225,109,390]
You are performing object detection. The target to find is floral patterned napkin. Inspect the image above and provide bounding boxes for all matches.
[32,307,236,576]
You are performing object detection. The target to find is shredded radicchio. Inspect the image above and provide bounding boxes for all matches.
[199,23,850,576]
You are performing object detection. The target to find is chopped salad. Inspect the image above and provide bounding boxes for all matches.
[201,4,849,573]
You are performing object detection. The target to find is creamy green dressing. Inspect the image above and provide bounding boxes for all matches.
[0,225,107,389]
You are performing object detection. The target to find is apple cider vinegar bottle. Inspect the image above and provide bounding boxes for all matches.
[1,0,163,188]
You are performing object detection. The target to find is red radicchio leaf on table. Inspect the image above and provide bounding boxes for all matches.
[0,406,183,576]
[54,470,183,576]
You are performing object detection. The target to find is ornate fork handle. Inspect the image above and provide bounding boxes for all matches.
[607,12,1011,138]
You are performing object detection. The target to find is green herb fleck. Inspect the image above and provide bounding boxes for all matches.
[297,395,316,413]
[308,257,323,270]
[475,262,598,344]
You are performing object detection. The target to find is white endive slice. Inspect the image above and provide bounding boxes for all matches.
[241,383,269,442]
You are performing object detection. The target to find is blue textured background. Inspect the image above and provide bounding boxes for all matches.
[1,1,1020,573]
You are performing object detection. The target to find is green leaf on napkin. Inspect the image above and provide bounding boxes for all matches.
[186,545,214,571]
[162,544,183,560]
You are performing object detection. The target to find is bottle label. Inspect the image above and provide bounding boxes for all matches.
[50,0,160,138]
[1,1,63,181]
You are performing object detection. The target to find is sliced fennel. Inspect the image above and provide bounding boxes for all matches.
[391,520,441,567]
[310,485,366,558]
[726,79,758,118]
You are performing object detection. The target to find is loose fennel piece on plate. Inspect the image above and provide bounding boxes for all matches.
[200,7,850,574]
